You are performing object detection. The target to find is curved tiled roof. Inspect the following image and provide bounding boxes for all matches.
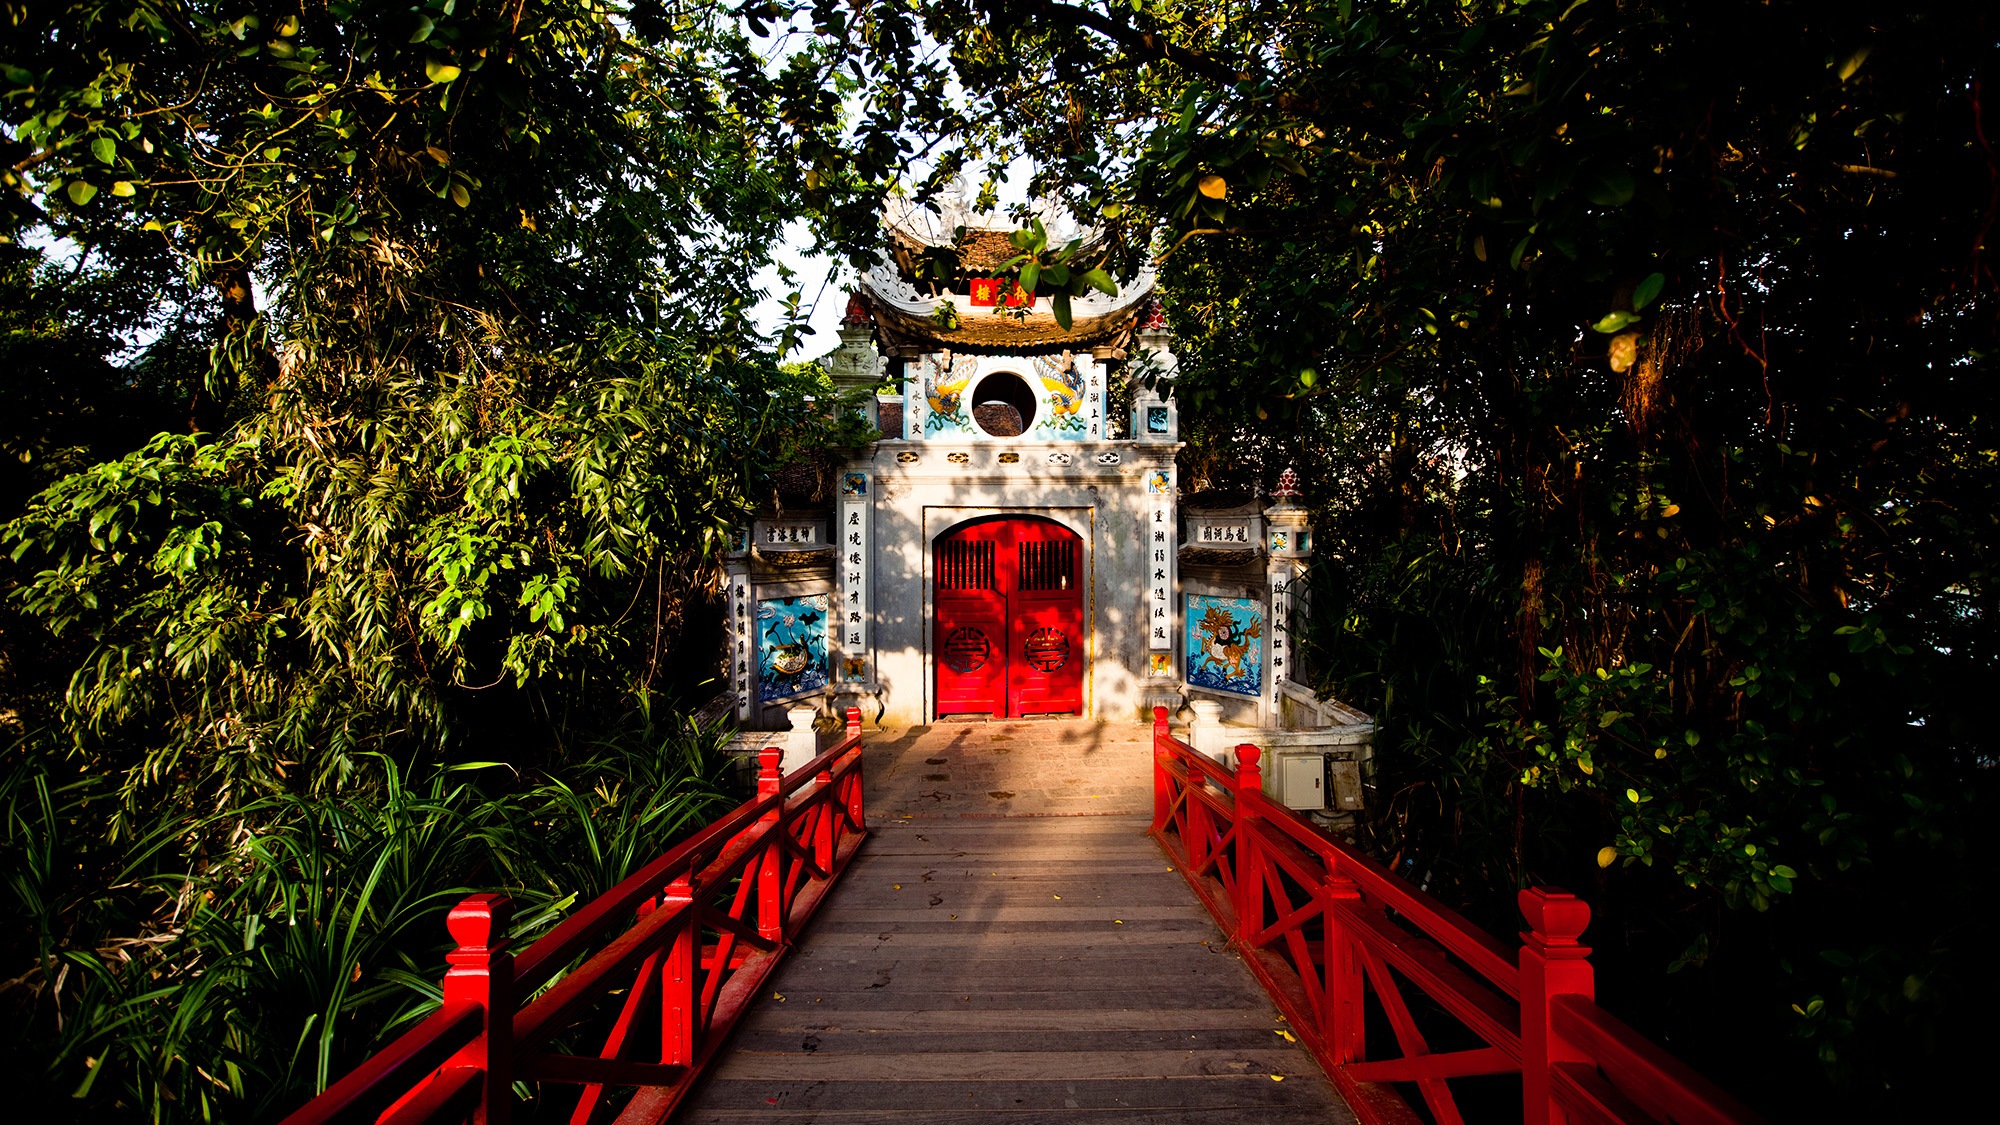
[859,258,1156,353]
[867,191,1154,353]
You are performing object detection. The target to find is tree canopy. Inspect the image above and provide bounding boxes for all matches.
[882,0,1996,1113]
[2,0,1994,1118]
[0,2,881,1114]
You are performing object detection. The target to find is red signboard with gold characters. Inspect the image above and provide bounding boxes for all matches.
[967,277,1031,307]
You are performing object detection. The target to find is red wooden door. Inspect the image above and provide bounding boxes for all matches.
[935,518,1085,718]
[935,532,1006,715]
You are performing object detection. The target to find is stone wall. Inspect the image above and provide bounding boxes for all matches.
[843,438,1176,727]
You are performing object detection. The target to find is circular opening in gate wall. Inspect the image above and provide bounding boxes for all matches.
[970,371,1039,437]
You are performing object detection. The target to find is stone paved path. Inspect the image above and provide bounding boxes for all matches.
[676,720,1354,1124]
[862,718,1157,820]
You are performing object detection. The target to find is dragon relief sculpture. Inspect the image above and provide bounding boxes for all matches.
[1033,353,1088,435]
[923,353,979,435]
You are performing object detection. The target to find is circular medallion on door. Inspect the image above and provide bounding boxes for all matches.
[944,626,991,673]
[1023,628,1070,672]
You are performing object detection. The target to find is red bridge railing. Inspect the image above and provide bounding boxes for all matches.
[283,709,868,1125]
[1149,707,1762,1125]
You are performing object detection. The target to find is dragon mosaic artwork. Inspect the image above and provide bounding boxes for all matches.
[921,354,980,436]
[1031,353,1088,436]
[1185,595,1265,697]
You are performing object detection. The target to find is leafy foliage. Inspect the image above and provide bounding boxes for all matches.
[898,0,1999,1113]
[0,712,735,1121]
[0,3,879,1121]
[0,0,877,801]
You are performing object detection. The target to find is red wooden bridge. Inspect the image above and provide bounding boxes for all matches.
[282,709,1761,1125]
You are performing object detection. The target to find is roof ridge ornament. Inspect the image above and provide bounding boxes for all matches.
[841,292,874,325]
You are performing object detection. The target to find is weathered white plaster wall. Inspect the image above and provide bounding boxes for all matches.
[847,439,1177,727]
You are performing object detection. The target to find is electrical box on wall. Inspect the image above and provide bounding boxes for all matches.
[1328,757,1365,811]
[1280,754,1325,810]
[1269,751,1369,812]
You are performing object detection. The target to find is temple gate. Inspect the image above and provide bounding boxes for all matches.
[719,192,1368,830]
[934,515,1085,718]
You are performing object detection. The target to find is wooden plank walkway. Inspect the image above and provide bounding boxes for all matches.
[676,722,1355,1123]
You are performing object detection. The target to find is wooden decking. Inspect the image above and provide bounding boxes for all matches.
[675,722,1355,1123]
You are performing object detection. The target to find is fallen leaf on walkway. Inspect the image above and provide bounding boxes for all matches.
[1113,920,1124,924]
[1275,1029,1296,1043]
[1052,894,1061,900]
[1271,1074,1286,1082]
[892,884,902,889]
[773,993,785,1002]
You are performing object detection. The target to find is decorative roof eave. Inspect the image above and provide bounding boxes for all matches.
[887,226,1114,278]
[859,258,1157,355]
[1178,544,1265,568]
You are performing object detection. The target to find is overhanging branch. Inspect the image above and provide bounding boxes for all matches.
[986,0,1326,121]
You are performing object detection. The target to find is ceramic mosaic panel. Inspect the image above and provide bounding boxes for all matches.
[1028,354,1093,440]
[757,594,829,702]
[1185,594,1265,697]
[907,354,1105,442]
[912,354,981,438]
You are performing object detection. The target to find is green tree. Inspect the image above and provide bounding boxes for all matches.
[900,0,1998,1113]
[0,0,826,807]
[0,1,889,1116]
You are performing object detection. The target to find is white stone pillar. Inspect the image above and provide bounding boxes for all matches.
[1265,467,1313,728]
[725,543,754,725]
[784,704,820,776]
[1188,699,1227,766]
[1265,558,1290,729]
[1147,463,1176,661]
[837,467,871,689]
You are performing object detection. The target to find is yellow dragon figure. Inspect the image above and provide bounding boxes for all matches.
[924,354,977,429]
[1033,353,1087,434]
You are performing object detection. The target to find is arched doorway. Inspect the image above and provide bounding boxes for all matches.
[935,516,1085,718]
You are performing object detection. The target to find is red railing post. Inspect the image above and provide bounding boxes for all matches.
[443,893,514,1125]
[756,746,785,943]
[1520,887,1595,1125]
[814,764,837,874]
[1150,705,1172,834]
[1321,871,1366,1065]
[844,706,865,829]
[660,873,696,1067]
[1233,743,1264,944]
